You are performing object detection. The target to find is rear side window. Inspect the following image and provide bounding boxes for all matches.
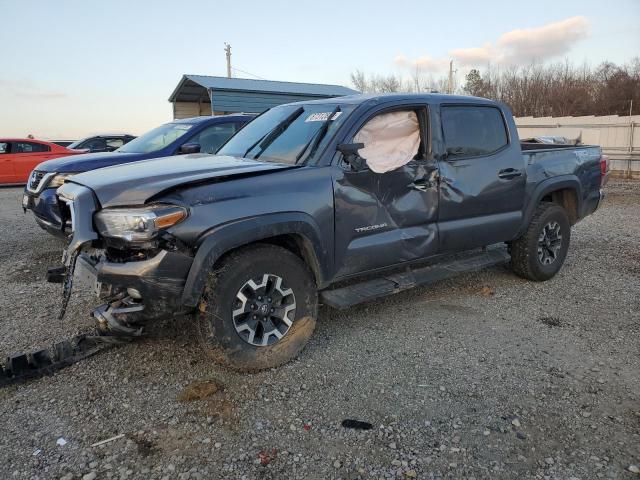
[0,142,8,154]
[441,106,508,158]
[12,142,50,153]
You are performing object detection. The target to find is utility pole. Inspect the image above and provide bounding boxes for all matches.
[224,43,232,78]
[447,60,454,94]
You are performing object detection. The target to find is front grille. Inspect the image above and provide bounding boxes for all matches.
[27,171,55,194]
[28,171,45,191]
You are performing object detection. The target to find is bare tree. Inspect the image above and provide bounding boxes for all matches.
[351,69,453,94]
[350,70,369,93]
[466,59,640,117]
[353,58,640,117]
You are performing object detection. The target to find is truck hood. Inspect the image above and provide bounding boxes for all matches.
[36,151,147,173]
[67,154,296,207]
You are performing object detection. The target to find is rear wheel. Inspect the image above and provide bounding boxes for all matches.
[510,202,571,281]
[197,244,317,371]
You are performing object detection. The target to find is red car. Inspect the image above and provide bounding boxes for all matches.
[0,138,83,185]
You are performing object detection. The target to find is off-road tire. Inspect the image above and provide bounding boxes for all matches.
[510,202,571,282]
[197,244,317,372]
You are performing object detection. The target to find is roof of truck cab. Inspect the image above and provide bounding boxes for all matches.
[285,92,498,106]
[172,114,256,125]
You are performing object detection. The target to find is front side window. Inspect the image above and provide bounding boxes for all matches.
[82,138,108,150]
[192,123,238,154]
[441,106,508,159]
[67,138,87,149]
[12,142,50,153]
[353,109,423,173]
[0,142,8,154]
[117,123,194,154]
[218,104,354,165]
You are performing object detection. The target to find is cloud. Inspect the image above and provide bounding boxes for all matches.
[0,79,67,100]
[497,16,590,64]
[449,44,494,66]
[395,16,591,72]
[394,54,448,72]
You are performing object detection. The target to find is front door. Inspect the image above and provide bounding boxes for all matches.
[0,141,16,183]
[332,106,439,278]
[436,104,526,252]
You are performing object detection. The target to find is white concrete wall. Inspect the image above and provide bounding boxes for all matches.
[516,115,639,177]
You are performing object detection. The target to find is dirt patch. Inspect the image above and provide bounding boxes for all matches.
[539,316,562,327]
[479,286,494,297]
[178,378,223,402]
[127,432,158,457]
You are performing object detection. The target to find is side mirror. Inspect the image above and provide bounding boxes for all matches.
[337,143,366,171]
[179,143,201,154]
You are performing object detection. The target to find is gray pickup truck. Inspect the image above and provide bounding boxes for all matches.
[53,93,608,371]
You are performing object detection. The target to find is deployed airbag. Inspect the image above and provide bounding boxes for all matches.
[354,111,420,173]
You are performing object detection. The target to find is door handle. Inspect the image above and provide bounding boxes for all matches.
[498,168,522,180]
[410,178,435,191]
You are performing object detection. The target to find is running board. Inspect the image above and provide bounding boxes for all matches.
[320,247,510,309]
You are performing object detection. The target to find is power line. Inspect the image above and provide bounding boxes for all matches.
[231,67,267,80]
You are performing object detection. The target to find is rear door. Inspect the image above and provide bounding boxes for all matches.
[332,105,440,278]
[10,141,52,183]
[436,104,526,252]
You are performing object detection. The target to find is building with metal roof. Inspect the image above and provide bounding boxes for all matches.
[168,74,359,119]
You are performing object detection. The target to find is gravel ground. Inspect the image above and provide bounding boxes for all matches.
[0,181,638,480]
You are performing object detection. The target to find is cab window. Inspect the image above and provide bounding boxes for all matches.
[441,106,508,159]
[350,108,426,173]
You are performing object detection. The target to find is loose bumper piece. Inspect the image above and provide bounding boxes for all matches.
[0,296,146,388]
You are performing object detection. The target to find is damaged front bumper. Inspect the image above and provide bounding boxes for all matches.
[56,182,195,322]
[81,249,194,319]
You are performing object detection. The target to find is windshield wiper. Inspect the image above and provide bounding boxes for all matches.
[243,107,304,159]
[295,106,341,164]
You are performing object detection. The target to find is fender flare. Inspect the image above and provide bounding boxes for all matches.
[518,175,583,237]
[181,212,328,307]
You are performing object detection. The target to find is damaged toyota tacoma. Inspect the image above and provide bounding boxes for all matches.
[52,93,608,371]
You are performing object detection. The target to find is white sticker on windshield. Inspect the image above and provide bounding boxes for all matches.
[174,124,193,130]
[305,111,342,122]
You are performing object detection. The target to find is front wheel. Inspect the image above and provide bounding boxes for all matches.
[197,244,318,371]
[510,202,571,281]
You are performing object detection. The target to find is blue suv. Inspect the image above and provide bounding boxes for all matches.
[23,114,254,237]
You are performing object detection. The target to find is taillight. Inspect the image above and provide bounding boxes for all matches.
[599,155,609,186]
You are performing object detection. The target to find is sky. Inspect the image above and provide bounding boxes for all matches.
[1,0,638,139]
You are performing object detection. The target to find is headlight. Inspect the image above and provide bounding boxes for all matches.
[94,204,188,242]
[49,172,77,188]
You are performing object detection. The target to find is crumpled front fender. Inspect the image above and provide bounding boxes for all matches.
[56,182,99,264]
